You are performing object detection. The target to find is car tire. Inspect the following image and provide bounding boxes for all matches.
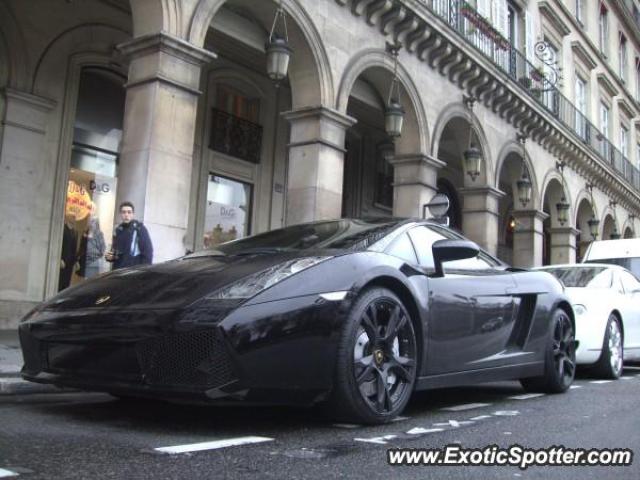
[520,308,575,393]
[326,287,418,424]
[593,314,623,379]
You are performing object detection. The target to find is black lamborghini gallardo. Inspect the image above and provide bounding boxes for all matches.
[19,218,575,423]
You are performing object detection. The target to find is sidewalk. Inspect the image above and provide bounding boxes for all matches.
[0,329,70,395]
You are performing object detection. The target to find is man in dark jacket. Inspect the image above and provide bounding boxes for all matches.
[105,201,153,270]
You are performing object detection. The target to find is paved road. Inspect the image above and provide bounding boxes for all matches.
[1,367,639,480]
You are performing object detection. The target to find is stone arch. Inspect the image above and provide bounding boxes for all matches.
[495,140,540,210]
[539,169,572,228]
[600,207,617,240]
[186,0,332,108]
[32,23,130,95]
[130,0,181,38]
[431,102,494,186]
[0,1,30,90]
[336,48,429,155]
[622,220,635,238]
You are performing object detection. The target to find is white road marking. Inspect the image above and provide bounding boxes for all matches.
[155,436,273,454]
[469,415,492,421]
[493,410,520,416]
[0,469,18,478]
[392,416,410,422]
[620,376,633,380]
[570,385,582,389]
[407,427,444,435]
[332,423,361,429]
[504,432,512,435]
[441,402,491,411]
[354,435,397,445]
[508,393,545,400]
[590,380,612,384]
[432,420,474,428]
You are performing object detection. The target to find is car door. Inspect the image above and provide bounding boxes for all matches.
[407,225,517,375]
[618,270,640,358]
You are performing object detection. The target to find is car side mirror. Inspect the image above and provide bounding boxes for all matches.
[432,239,480,277]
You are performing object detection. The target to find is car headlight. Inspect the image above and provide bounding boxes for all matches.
[573,304,587,316]
[205,256,332,300]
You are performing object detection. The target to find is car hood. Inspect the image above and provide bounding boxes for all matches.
[41,251,336,311]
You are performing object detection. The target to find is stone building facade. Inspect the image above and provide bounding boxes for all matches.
[1,0,639,328]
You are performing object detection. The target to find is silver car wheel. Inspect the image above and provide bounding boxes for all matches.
[608,320,623,375]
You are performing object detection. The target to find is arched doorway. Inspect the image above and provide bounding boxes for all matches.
[59,67,126,291]
[576,198,597,261]
[496,149,539,266]
[540,177,570,265]
[602,213,618,240]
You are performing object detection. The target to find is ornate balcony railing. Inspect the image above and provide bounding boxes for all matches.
[422,0,640,191]
[209,108,263,164]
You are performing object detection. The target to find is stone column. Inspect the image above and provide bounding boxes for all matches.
[459,186,504,256]
[511,210,548,268]
[549,227,579,265]
[116,33,215,262]
[390,154,445,218]
[283,106,356,225]
[0,89,56,326]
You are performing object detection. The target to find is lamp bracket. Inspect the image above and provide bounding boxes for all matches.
[385,41,402,57]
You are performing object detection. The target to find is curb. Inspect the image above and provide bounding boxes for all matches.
[0,377,76,395]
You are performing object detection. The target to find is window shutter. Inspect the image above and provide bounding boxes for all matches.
[477,0,491,19]
[525,10,535,63]
[496,0,509,39]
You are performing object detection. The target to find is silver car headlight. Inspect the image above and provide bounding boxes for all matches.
[205,256,332,300]
[573,304,587,316]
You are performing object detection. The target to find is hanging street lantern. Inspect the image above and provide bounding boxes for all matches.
[463,95,482,181]
[463,144,482,181]
[556,196,570,226]
[266,5,292,83]
[517,172,532,207]
[555,162,570,226]
[588,216,600,239]
[516,134,531,206]
[385,98,405,139]
[610,228,621,239]
[385,42,404,139]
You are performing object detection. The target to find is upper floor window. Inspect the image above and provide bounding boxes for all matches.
[600,102,610,138]
[599,3,609,56]
[619,33,628,81]
[576,0,584,24]
[575,76,587,138]
[620,125,629,158]
[216,84,260,123]
[636,57,640,101]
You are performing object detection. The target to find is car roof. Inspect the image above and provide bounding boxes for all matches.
[583,239,640,260]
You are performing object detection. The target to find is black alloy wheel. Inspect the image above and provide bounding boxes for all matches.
[521,308,575,393]
[327,287,418,424]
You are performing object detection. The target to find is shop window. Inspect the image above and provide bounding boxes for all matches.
[203,175,252,249]
[59,68,125,291]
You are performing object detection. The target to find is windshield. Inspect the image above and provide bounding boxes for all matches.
[186,219,402,257]
[585,258,640,279]
[540,267,612,288]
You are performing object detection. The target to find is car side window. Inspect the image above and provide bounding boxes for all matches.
[443,254,494,271]
[406,226,447,269]
[386,233,418,265]
[619,271,640,294]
